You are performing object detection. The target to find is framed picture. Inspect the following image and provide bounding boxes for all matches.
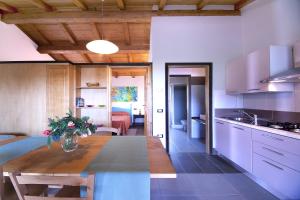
[112,86,138,102]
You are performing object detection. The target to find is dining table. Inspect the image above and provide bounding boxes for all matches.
[0,135,176,200]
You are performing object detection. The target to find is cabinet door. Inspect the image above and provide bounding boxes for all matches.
[47,65,75,119]
[228,124,252,172]
[215,120,229,156]
[253,153,300,199]
[294,41,300,68]
[246,48,270,92]
[226,57,246,94]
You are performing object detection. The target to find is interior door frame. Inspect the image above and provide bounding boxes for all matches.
[165,63,213,154]
[109,64,153,136]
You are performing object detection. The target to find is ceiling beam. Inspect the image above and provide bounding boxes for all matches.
[0,2,18,13]
[235,0,254,10]
[72,0,88,10]
[26,0,54,12]
[116,0,125,10]
[37,42,149,54]
[1,10,240,24]
[197,0,210,10]
[123,23,131,45]
[18,24,51,45]
[81,53,92,63]
[90,23,101,39]
[159,0,167,10]
[60,23,77,44]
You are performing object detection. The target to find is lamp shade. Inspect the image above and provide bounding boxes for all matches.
[86,40,119,54]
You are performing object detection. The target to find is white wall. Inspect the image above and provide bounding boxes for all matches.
[241,0,300,112]
[111,76,145,114]
[0,22,53,61]
[150,16,243,145]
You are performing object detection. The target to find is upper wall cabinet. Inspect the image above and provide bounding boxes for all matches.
[226,56,246,94]
[294,41,300,68]
[226,45,294,94]
[246,45,293,93]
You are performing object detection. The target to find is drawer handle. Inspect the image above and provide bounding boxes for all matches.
[216,122,224,125]
[263,160,284,171]
[262,147,285,156]
[248,89,260,91]
[233,126,244,131]
[262,134,284,142]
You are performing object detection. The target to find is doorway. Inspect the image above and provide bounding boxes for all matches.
[109,66,152,136]
[165,63,213,154]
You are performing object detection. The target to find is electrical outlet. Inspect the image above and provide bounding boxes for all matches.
[157,109,163,113]
[157,134,163,138]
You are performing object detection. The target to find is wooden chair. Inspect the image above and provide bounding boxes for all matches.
[96,127,121,136]
[8,173,94,200]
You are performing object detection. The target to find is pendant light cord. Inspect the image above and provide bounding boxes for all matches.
[101,0,104,40]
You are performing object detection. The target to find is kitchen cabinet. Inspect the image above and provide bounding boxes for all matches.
[294,41,300,68]
[215,119,229,157]
[228,124,252,172]
[226,56,246,94]
[253,153,300,199]
[246,45,293,92]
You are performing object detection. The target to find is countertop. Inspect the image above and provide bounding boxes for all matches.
[215,117,300,140]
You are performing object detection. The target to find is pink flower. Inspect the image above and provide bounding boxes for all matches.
[67,121,75,129]
[43,130,52,136]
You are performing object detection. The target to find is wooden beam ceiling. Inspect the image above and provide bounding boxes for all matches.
[197,0,210,10]
[123,23,131,45]
[72,0,88,11]
[159,0,168,10]
[25,0,54,12]
[116,0,125,10]
[37,43,149,54]
[60,23,77,44]
[1,10,241,24]
[235,0,254,10]
[0,2,17,13]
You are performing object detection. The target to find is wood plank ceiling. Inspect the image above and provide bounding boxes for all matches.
[0,0,253,63]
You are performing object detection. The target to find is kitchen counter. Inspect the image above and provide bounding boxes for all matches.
[215,117,300,140]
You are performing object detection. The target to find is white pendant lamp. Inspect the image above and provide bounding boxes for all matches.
[86,40,119,54]
[86,0,119,54]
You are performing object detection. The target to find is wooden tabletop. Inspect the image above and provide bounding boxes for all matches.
[2,136,176,178]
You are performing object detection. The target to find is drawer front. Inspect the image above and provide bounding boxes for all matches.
[253,142,300,172]
[253,153,300,199]
[252,129,300,156]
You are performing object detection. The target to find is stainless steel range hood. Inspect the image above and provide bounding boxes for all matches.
[261,67,300,83]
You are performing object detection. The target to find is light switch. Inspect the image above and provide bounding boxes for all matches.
[157,109,163,113]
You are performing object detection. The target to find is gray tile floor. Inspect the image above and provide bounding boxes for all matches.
[151,128,278,200]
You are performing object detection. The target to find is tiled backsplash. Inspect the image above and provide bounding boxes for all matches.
[215,108,300,123]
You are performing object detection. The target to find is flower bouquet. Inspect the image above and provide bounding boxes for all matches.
[43,111,96,152]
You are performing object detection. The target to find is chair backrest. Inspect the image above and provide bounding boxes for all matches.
[96,127,121,136]
[9,173,94,200]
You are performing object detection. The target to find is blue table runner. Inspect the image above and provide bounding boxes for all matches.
[81,136,150,200]
[0,137,47,165]
[0,135,15,141]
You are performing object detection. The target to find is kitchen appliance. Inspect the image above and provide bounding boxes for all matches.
[261,41,300,83]
[262,122,300,134]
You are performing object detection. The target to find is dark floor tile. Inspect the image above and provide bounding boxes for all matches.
[206,155,240,173]
[172,153,202,173]
[170,154,186,173]
[188,153,223,174]
[222,174,278,200]
[185,174,240,196]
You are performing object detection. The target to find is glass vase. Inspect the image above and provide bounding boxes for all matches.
[60,132,78,152]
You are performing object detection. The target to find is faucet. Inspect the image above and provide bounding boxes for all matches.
[238,110,258,125]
